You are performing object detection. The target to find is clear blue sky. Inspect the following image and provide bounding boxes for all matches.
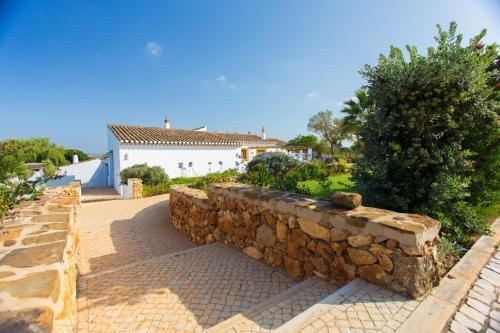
[0,0,498,153]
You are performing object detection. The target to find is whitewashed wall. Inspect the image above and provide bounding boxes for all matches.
[108,128,122,192]
[112,143,241,191]
[47,159,108,187]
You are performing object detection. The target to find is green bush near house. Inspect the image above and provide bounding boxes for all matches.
[142,169,239,197]
[120,163,169,186]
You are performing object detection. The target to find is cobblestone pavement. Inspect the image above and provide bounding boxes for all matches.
[77,243,297,332]
[77,194,195,274]
[297,280,420,333]
[448,249,500,333]
[228,278,339,333]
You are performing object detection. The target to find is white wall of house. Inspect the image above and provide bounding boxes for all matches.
[47,159,108,187]
[110,142,242,192]
[107,128,122,191]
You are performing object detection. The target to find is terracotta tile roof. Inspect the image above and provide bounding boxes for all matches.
[108,124,285,147]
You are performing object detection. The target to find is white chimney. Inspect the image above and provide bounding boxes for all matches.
[164,115,170,129]
[72,151,79,164]
[261,127,267,140]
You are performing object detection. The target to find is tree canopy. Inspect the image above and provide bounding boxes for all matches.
[307,110,350,155]
[353,22,499,244]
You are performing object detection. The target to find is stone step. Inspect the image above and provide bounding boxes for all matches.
[206,277,340,333]
[276,278,421,333]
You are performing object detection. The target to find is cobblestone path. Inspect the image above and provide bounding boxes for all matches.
[77,194,195,275]
[76,195,297,332]
[448,249,500,333]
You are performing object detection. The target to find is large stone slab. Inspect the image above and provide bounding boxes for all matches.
[0,241,66,268]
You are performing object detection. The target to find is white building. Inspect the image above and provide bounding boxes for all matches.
[107,117,311,193]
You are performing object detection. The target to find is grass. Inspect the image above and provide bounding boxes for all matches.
[299,173,354,198]
[477,200,500,225]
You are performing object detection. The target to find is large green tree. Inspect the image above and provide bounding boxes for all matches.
[353,22,499,244]
[307,110,350,155]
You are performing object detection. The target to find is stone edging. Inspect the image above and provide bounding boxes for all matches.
[396,218,500,333]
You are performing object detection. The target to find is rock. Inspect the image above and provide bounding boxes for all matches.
[331,255,357,283]
[378,254,394,272]
[284,256,304,279]
[401,245,423,256]
[288,216,299,229]
[0,307,54,333]
[0,242,65,268]
[386,239,398,250]
[3,239,16,247]
[392,249,440,298]
[241,211,252,226]
[331,241,349,255]
[297,218,330,241]
[256,224,276,247]
[290,229,306,247]
[31,214,69,223]
[276,222,288,241]
[347,248,377,265]
[310,256,329,274]
[330,228,347,242]
[347,234,373,248]
[374,236,388,244]
[358,264,391,285]
[22,231,67,246]
[316,241,334,259]
[307,240,317,252]
[264,247,283,268]
[313,270,328,280]
[287,241,301,260]
[369,244,393,255]
[0,270,60,302]
[243,246,263,260]
[329,192,362,209]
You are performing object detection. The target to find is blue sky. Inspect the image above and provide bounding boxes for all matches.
[0,0,498,153]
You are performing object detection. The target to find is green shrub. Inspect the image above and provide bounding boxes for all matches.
[120,163,169,186]
[64,149,90,163]
[353,22,498,245]
[246,152,298,179]
[143,182,171,197]
[190,169,239,191]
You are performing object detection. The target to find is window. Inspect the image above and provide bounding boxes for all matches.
[256,148,266,155]
[241,148,248,161]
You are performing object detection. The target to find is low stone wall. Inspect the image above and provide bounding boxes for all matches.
[0,181,81,332]
[170,183,441,298]
[170,186,215,245]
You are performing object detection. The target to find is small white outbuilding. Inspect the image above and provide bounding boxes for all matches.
[106,117,304,193]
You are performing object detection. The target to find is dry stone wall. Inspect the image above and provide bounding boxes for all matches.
[170,182,441,298]
[0,182,81,332]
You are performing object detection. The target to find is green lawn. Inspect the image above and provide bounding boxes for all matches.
[300,173,354,198]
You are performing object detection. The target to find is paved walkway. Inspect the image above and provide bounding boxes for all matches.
[81,186,122,203]
[77,194,195,275]
[448,249,500,333]
[76,195,297,332]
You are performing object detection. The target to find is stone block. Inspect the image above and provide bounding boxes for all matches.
[329,192,362,209]
[347,248,377,265]
[347,234,373,247]
[243,246,263,260]
[256,224,276,247]
[297,218,330,241]
[284,256,304,279]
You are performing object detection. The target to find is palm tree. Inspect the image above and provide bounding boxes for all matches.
[340,89,370,138]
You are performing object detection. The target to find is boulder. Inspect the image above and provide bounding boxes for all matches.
[347,248,377,265]
[290,229,306,247]
[284,256,304,279]
[276,222,288,241]
[297,218,330,241]
[329,192,362,209]
[330,228,347,242]
[378,254,394,272]
[256,224,276,247]
[347,234,373,248]
[243,246,263,260]
[358,264,391,286]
